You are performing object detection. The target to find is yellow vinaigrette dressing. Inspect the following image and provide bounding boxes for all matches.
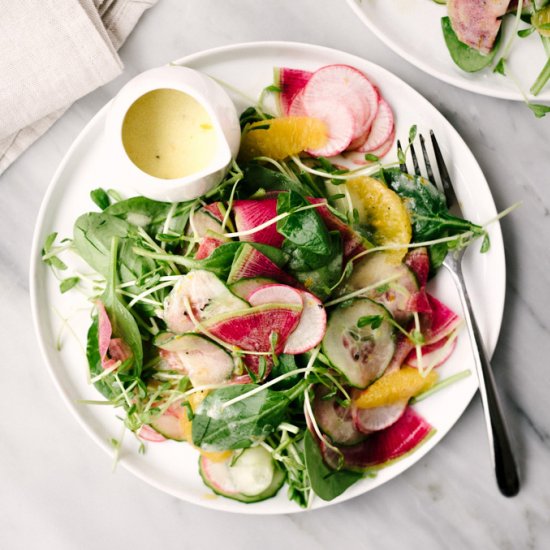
[122,88,217,179]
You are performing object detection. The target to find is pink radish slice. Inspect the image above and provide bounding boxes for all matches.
[96,301,112,367]
[352,400,408,434]
[196,233,228,260]
[288,89,307,116]
[204,304,302,353]
[199,455,240,495]
[357,99,394,152]
[405,247,430,288]
[276,67,313,116]
[406,330,459,370]
[138,425,167,443]
[344,128,396,166]
[229,277,276,300]
[284,291,327,354]
[305,101,356,157]
[302,64,379,141]
[248,284,303,308]
[325,407,434,469]
[424,294,462,345]
[233,199,283,248]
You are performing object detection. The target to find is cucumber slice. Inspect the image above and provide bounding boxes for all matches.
[344,252,418,324]
[187,208,224,238]
[163,270,248,333]
[323,298,395,388]
[155,333,234,386]
[199,448,286,503]
[313,386,367,446]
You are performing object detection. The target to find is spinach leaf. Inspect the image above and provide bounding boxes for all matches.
[101,237,143,375]
[304,431,363,501]
[239,107,273,130]
[105,196,189,237]
[268,354,300,389]
[287,232,343,301]
[192,381,307,450]
[441,16,501,73]
[239,164,319,198]
[90,188,110,210]
[277,191,331,256]
[382,168,484,242]
[73,212,157,288]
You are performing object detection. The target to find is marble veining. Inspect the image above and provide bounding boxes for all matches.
[1,0,550,548]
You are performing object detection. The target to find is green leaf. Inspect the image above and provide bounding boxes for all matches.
[43,232,57,254]
[59,276,80,293]
[527,102,550,117]
[303,431,363,501]
[90,188,111,210]
[518,27,535,38]
[100,237,143,375]
[408,125,417,144]
[264,84,282,93]
[276,191,331,256]
[357,315,384,329]
[364,153,379,163]
[493,58,506,76]
[47,256,68,270]
[441,16,501,72]
[480,233,491,253]
[192,383,305,450]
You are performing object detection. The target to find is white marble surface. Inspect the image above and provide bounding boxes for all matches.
[1,0,550,548]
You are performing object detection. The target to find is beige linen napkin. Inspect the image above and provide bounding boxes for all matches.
[0,0,158,175]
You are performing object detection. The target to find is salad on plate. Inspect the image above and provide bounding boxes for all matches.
[42,62,496,507]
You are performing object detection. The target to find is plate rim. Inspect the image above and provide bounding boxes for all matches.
[346,0,550,102]
[30,40,506,514]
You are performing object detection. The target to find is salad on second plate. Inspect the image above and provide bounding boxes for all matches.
[43,63,492,507]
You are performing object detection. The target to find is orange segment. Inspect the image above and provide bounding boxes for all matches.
[239,116,327,161]
[347,176,412,263]
[354,367,438,409]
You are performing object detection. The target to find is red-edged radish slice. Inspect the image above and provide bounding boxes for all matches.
[323,406,434,469]
[288,89,306,116]
[302,64,379,141]
[344,128,396,166]
[357,99,394,152]
[138,425,167,443]
[284,291,327,354]
[405,247,430,288]
[248,284,303,308]
[352,400,407,434]
[424,294,462,345]
[304,100,356,157]
[203,202,225,222]
[407,290,432,314]
[406,330,459,369]
[275,67,312,116]
[232,199,284,248]
[195,232,228,260]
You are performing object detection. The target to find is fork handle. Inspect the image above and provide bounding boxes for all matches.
[446,262,520,497]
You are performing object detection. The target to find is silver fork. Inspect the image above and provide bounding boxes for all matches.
[397,132,520,497]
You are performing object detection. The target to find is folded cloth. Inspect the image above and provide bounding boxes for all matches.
[0,0,158,175]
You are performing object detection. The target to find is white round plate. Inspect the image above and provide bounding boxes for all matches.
[347,0,550,101]
[30,41,505,514]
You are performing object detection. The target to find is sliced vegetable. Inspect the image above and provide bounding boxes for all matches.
[233,198,284,248]
[423,294,462,345]
[283,291,326,354]
[356,99,395,152]
[150,403,190,442]
[229,277,276,300]
[352,400,407,434]
[274,66,313,116]
[323,298,396,388]
[248,284,303,308]
[406,330,459,370]
[196,230,229,260]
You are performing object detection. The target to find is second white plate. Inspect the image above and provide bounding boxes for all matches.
[347,0,550,101]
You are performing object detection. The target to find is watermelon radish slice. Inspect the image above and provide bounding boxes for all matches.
[203,202,225,222]
[274,67,312,116]
[423,294,462,345]
[203,303,302,352]
[305,101,356,157]
[352,400,407,434]
[195,231,229,260]
[313,386,367,446]
[356,99,394,153]
[406,330,459,370]
[307,198,366,259]
[138,425,167,442]
[232,199,283,248]
[284,291,326,354]
[322,406,434,469]
[406,290,432,314]
[248,284,303,308]
[302,64,379,143]
[405,247,430,288]
[229,277,276,300]
[227,243,298,287]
